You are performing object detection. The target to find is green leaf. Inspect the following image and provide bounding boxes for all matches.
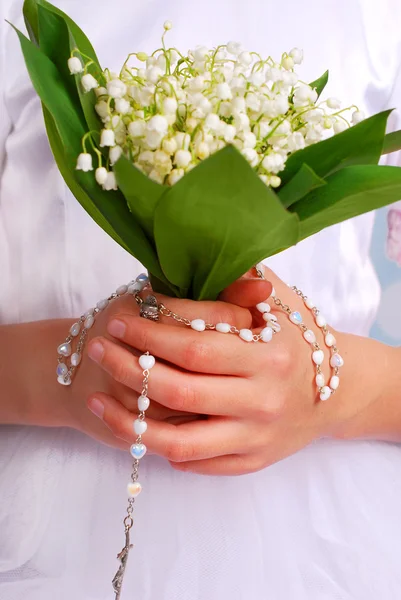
[278,163,326,208]
[309,70,329,98]
[382,129,401,156]
[154,146,299,300]
[290,164,401,240]
[280,110,392,186]
[113,155,166,240]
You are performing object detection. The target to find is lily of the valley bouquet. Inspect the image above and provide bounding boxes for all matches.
[14,0,401,300]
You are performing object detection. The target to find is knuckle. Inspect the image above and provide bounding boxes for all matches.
[267,346,293,378]
[169,382,199,412]
[165,437,195,463]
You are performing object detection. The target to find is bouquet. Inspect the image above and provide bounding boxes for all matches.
[13,0,401,300]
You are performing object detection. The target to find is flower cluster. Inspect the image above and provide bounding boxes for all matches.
[70,22,365,190]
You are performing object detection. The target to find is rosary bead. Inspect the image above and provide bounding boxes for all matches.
[312,349,324,365]
[130,444,147,460]
[128,281,145,294]
[270,321,281,333]
[330,353,344,368]
[70,322,81,337]
[304,298,315,309]
[319,386,332,401]
[84,315,95,329]
[96,298,109,311]
[289,311,302,325]
[57,363,68,377]
[260,326,273,342]
[84,309,94,318]
[239,329,253,342]
[256,302,271,314]
[190,319,206,332]
[116,284,128,295]
[57,342,72,357]
[271,287,276,298]
[134,419,147,435]
[216,322,231,333]
[136,273,149,283]
[127,482,142,498]
[303,329,316,344]
[57,374,71,386]
[315,314,326,328]
[71,352,81,367]
[139,354,155,370]
[330,375,340,390]
[325,332,336,347]
[263,313,277,323]
[315,372,325,388]
[138,395,150,412]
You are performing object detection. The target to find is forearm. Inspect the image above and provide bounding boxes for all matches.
[0,320,75,426]
[331,332,401,442]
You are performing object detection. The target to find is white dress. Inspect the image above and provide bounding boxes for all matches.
[1,1,401,598]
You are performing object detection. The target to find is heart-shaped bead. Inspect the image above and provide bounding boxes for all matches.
[290,311,303,325]
[325,332,336,347]
[130,444,147,460]
[320,386,332,401]
[312,350,324,365]
[330,353,344,368]
[260,326,273,342]
[190,319,206,332]
[57,342,71,357]
[139,354,155,370]
[138,395,150,412]
[134,419,147,435]
[127,482,142,498]
[303,329,316,344]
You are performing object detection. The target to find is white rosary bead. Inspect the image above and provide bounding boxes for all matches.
[84,308,94,318]
[239,328,253,342]
[139,354,156,370]
[116,284,128,295]
[312,350,324,365]
[58,342,72,357]
[57,374,71,386]
[216,322,231,333]
[260,326,273,342]
[71,352,81,367]
[263,312,277,323]
[138,395,150,411]
[304,298,315,309]
[303,329,316,344]
[96,298,109,311]
[330,353,344,368]
[136,273,149,283]
[70,322,81,337]
[325,332,336,347]
[330,375,340,390]
[319,386,332,401]
[128,281,145,294]
[134,419,147,435]
[256,302,271,314]
[315,314,326,328]
[270,321,281,333]
[57,363,68,377]
[127,482,142,498]
[84,315,95,329]
[315,372,325,388]
[130,443,147,460]
[289,311,302,325]
[271,287,276,298]
[190,319,206,332]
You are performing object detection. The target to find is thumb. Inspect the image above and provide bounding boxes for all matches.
[219,271,273,308]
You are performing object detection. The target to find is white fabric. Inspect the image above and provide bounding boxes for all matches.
[1,1,401,598]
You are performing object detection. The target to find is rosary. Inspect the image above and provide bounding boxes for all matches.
[55,266,343,598]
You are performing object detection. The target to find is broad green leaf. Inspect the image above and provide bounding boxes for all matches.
[154,146,299,300]
[309,70,329,98]
[280,110,392,186]
[13,25,172,288]
[278,163,326,208]
[113,155,166,240]
[290,164,401,240]
[382,129,401,156]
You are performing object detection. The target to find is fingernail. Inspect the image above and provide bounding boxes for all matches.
[88,397,104,419]
[88,340,104,363]
[107,319,126,339]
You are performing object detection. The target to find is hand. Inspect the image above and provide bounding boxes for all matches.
[86,268,384,473]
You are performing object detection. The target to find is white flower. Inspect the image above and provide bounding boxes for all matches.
[238,51,252,66]
[245,92,261,112]
[76,153,93,171]
[146,130,164,149]
[250,71,265,88]
[303,108,323,123]
[163,97,178,114]
[327,97,341,109]
[103,171,118,191]
[147,115,169,135]
[281,55,294,70]
[107,79,127,99]
[95,167,108,185]
[162,137,178,154]
[293,84,318,107]
[276,119,292,135]
[242,147,258,167]
[146,67,164,84]
[68,56,83,74]
[174,149,192,168]
[153,150,173,174]
[149,169,165,184]
[232,97,246,113]
[136,51,148,62]
[128,120,146,138]
[174,132,191,150]
[196,141,210,159]
[223,124,237,143]
[109,145,123,165]
[138,86,155,107]
[352,110,365,125]
[138,151,155,165]
[81,74,99,93]
[216,82,232,100]
[157,54,167,70]
[193,46,209,61]
[189,76,205,92]
[100,129,115,147]
[289,47,304,64]
[168,168,184,185]
[204,113,222,133]
[262,152,285,173]
[186,117,199,132]
[115,98,131,114]
[269,175,281,187]
[287,132,305,152]
[333,119,348,133]
[163,20,173,30]
[95,101,109,119]
[243,132,257,149]
[219,102,232,118]
[227,41,242,56]
[234,112,250,132]
[94,86,107,97]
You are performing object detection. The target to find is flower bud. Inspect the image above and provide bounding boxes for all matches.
[115,98,131,114]
[196,141,210,160]
[282,56,294,70]
[107,79,127,99]
[109,145,123,165]
[174,149,192,168]
[163,97,178,114]
[163,20,173,30]
[81,74,99,93]
[95,167,108,185]
[76,153,93,171]
[128,120,146,138]
[326,97,341,109]
[68,56,83,74]
[100,129,116,147]
[167,169,184,185]
[162,137,178,155]
[289,47,304,64]
[103,172,118,191]
[136,52,148,62]
[95,101,109,119]
[352,110,365,125]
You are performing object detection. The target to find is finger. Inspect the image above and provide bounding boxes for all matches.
[88,337,257,417]
[88,392,248,461]
[170,454,263,476]
[106,315,262,376]
[219,277,273,307]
